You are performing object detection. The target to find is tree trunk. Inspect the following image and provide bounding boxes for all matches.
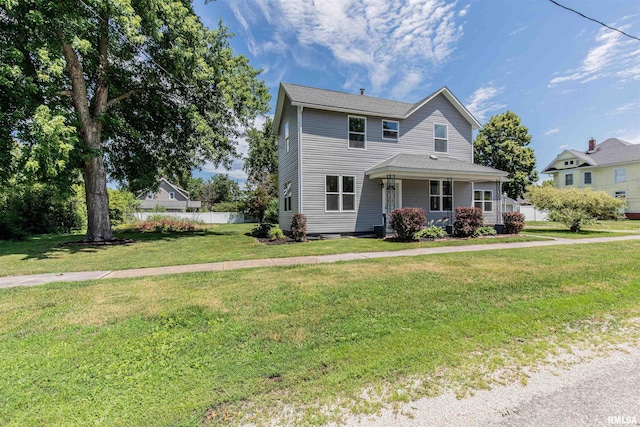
[82,127,113,242]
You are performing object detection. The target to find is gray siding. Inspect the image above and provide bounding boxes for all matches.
[299,93,474,234]
[473,181,503,224]
[278,98,299,231]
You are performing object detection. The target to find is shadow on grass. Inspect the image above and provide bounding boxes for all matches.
[524,228,621,238]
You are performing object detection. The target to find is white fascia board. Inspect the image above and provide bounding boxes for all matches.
[289,101,405,119]
[366,167,507,181]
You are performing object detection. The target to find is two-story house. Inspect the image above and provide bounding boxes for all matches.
[138,178,201,212]
[542,138,640,219]
[272,83,509,234]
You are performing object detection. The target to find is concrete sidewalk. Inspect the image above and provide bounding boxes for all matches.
[2,234,639,289]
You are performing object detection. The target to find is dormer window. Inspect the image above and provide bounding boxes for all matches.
[564,160,575,166]
[382,120,399,140]
[348,116,366,149]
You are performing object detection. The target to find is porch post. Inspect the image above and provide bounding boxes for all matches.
[496,180,501,224]
[448,177,454,225]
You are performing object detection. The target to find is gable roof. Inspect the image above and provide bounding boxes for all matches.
[159,177,189,199]
[542,138,640,173]
[272,83,482,134]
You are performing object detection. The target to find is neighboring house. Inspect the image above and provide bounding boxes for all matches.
[272,83,509,234]
[541,138,640,219]
[138,178,201,212]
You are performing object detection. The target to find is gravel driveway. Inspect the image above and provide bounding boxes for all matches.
[334,344,640,427]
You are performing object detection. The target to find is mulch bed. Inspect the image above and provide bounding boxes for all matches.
[58,238,137,247]
[256,237,300,245]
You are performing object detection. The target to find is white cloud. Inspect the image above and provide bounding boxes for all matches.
[549,26,640,87]
[544,128,560,136]
[606,101,640,116]
[458,3,471,17]
[465,84,506,122]
[559,144,569,150]
[236,0,465,97]
[509,25,528,36]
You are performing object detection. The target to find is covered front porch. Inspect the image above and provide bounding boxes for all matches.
[366,153,509,228]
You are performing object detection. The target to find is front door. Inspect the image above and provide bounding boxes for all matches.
[382,178,402,230]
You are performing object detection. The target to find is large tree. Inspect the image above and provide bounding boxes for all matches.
[473,111,538,199]
[243,116,278,197]
[0,0,269,241]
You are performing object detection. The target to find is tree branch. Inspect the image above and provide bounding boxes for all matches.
[61,39,92,130]
[59,90,73,97]
[93,6,110,118]
[106,89,139,108]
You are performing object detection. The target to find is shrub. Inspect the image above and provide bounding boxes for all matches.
[389,207,426,241]
[211,201,242,212]
[473,225,497,237]
[453,207,483,237]
[265,197,279,224]
[131,217,204,233]
[527,186,625,232]
[251,223,274,238]
[268,226,285,241]
[291,213,307,242]
[414,218,448,239]
[108,189,139,226]
[502,212,525,234]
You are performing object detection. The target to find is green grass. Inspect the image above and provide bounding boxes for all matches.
[523,220,640,239]
[1,241,639,426]
[522,228,631,239]
[526,219,640,231]
[0,224,542,277]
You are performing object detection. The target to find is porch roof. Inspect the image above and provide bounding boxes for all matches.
[366,153,509,182]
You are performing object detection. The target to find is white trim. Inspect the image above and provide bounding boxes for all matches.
[564,172,574,186]
[434,123,448,154]
[614,167,626,183]
[284,121,290,153]
[429,179,453,212]
[382,119,399,141]
[614,190,627,198]
[583,171,593,185]
[348,115,367,150]
[169,191,175,200]
[297,106,303,213]
[474,189,493,212]
[324,174,357,213]
[381,179,403,214]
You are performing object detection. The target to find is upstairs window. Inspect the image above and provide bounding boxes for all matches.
[348,116,366,149]
[584,171,592,185]
[565,173,573,186]
[564,160,575,166]
[615,190,627,199]
[146,192,153,199]
[283,181,292,211]
[169,192,175,199]
[474,190,493,212]
[326,175,356,211]
[284,121,290,153]
[615,168,626,183]
[382,120,399,140]
[434,124,448,153]
[429,180,452,211]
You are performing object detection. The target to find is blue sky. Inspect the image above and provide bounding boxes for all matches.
[192,0,640,184]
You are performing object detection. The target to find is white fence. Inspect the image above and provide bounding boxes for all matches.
[519,206,549,221]
[134,211,245,224]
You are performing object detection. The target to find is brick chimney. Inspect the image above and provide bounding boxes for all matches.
[588,137,596,152]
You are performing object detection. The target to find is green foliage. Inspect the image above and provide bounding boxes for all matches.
[268,226,285,241]
[503,212,525,234]
[291,213,307,242]
[244,117,278,197]
[129,217,205,233]
[251,223,275,238]
[474,111,538,199]
[211,201,242,212]
[108,189,140,226]
[245,185,270,223]
[414,219,448,239]
[473,226,498,237]
[389,208,426,241]
[265,197,279,224]
[453,207,483,237]
[527,186,625,232]
[199,175,241,210]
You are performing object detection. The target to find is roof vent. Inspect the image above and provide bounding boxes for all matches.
[430,154,438,160]
[360,88,365,96]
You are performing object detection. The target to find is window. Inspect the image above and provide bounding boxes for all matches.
[429,180,452,211]
[565,173,573,186]
[284,121,290,153]
[146,192,153,199]
[564,160,574,166]
[348,116,366,149]
[434,124,448,153]
[615,168,626,183]
[615,190,627,199]
[382,120,399,140]
[169,192,175,199]
[584,171,592,185]
[326,175,356,211]
[474,190,493,212]
[283,181,292,211]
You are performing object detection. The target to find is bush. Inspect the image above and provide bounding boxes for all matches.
[527,186,625,232]
[389,207,426,241]
[108,189,139,226]
[502,212,525,234]
[414,218,448,239]
[130,217,204,233]
[265,197,279,224]
[251,223,274,238]
[453,207,483,237]
[211,201,242,212]
[291,213,307,242]
[473,225,497,237]
[268,226,285,241]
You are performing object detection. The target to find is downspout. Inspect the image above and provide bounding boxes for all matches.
[297,106,303,213]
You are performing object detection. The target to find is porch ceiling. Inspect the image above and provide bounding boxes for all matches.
[366,153,509,182]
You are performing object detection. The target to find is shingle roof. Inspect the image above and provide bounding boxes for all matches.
[542,138,640,173]
[273,83,482,133]
[366,153,508,178]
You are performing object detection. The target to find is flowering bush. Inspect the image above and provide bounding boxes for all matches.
[389,207,426,241]
[132,217,204,233]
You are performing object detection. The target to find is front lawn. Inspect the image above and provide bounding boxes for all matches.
[1,241,639,426]
[0,224,542,277]
[526,219,640,231]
